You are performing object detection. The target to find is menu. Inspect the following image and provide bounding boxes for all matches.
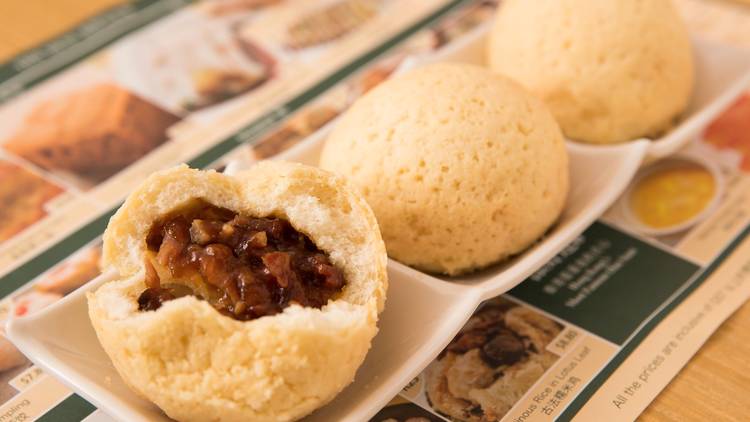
[0,0,749,421]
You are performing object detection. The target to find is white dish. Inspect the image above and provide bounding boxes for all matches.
[7,131,647,422]
[7,21,749,422]
[617,153,725,237]
[399,22,750,163]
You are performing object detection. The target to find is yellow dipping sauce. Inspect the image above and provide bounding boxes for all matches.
[630,164,716,229]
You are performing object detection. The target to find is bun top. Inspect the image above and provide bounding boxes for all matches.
[91,162,388,422]
[101,161,387,312]
[488,0,694,144]
[320,63,568,275]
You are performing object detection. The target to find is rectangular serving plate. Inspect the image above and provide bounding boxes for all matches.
[5,134,648,422]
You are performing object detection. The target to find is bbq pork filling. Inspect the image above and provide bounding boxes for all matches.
[138,200,346,321]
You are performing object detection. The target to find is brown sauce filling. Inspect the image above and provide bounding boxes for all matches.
[137,200,345,320]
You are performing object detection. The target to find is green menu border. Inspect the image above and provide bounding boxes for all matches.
[508,221,701,345]
[559,223,750,420]
[0,0,193,104]
[36,394,96,422]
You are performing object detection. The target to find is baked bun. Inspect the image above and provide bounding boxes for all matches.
[488,0,694,144]
[319,63,568,275]
[88,162,387,422]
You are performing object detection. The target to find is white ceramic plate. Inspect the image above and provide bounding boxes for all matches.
[7,23,750,422]
[6,134,647,422]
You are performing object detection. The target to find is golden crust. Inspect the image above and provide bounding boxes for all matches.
[488,0,694,144]
[320,63,569,275]
[90,162,387,421]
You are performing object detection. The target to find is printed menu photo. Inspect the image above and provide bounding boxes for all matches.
[0,64,181,190]
[0,240,101,412]
[0,158,65,245]
[110,0,450,125]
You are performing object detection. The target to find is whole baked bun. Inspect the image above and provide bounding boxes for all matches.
[488,0,694,144]
[87,162,387,422]
[319,63,568,275]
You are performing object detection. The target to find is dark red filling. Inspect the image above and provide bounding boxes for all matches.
[137,200,345,320]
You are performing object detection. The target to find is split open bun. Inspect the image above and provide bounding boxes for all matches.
[87,162,387,422]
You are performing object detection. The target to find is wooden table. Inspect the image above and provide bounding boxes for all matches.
[2,1,749,420]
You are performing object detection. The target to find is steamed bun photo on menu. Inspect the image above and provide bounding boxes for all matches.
[487,0,694,144]
[320,62,569,275]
